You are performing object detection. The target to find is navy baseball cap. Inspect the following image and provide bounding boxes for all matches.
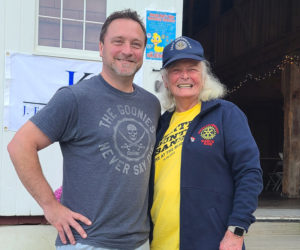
[162,36,205,68]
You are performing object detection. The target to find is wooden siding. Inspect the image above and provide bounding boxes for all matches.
[0,0,184,216]
[194,0,300,74]
[282,63,300,198]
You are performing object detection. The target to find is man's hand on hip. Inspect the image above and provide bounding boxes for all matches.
[43,201,92,245]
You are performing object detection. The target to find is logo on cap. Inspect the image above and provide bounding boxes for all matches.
[175,40,188,50]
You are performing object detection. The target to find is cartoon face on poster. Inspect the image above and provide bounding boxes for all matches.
[146,10,176,60]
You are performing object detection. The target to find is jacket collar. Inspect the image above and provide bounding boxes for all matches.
[161,99,221,124]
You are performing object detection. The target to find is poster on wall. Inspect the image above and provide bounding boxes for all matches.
[145,10,176,60]
[4,52,143,132]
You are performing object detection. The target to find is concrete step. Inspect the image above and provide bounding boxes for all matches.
[1,220,299,250]
[0,225,56,250]
[245,221,300,250]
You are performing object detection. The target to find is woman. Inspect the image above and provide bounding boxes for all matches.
[149,36,263,250]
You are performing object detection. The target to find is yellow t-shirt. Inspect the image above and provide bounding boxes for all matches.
[151,103,201,250]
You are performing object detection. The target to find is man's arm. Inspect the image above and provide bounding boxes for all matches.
[7,120,92,245]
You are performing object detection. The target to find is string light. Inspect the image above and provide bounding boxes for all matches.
[227,55,300,95]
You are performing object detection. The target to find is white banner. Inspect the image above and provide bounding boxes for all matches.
[4,52,143,131]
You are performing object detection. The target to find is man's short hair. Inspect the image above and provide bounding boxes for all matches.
[99,9,147,46]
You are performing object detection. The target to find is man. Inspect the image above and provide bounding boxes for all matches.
[8,9,161,250]
[149,36,263,250]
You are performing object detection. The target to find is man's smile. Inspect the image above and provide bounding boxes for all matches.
[115,57,136,63]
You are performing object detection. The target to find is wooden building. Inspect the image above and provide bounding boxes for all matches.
[183,0,300,198]
[0,0,184,230]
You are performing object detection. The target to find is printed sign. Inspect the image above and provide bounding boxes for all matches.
[146,10,176,60]
[4,53,143,131]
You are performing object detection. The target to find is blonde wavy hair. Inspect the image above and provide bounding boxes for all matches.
[160,60,227,111]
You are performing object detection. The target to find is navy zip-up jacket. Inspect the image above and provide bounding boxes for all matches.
[149,99,263,250]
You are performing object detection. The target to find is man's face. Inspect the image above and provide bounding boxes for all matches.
[99,18,145,78]
[165,59,203,104]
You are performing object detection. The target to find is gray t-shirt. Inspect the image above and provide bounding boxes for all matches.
[30,74,161,249]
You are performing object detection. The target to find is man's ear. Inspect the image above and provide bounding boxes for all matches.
[99,42,103,57]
